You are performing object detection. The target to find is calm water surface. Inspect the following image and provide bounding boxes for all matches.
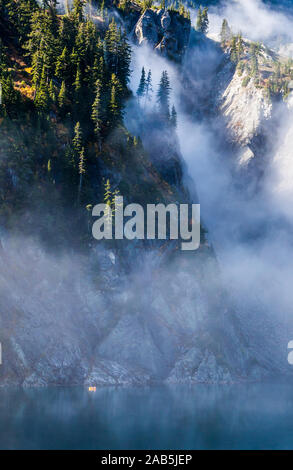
[1,383,293,449]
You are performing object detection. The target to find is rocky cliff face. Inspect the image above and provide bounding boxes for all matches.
[218,63,272,167]
[133,9,191,62]
[0,234,273,387]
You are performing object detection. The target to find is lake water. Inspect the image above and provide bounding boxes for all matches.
[1,383,293,449]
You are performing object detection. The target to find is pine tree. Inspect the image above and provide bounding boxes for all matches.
[78,146,85,204]
[196,6,208,34]
[237,34,244,59]
[201,7,209,34]
[31,50,42,87]
[91,79,102,147]
[230,36,238,63]
[117,30,131,88]
[145,69,153,103]
[196,7,202,31]
[55,47,69,82]
[105,19,120,77]
[220,18,231,45]
[74,63,82,105]
[49,79,56,103]
[104,179,112,227]
[108,73,123,127]
[35,65,50,111]
[137,67,146,99]
[170,105,177,128]
[73,0,84,22]
[157,70,171,118]
[58,80,67,109]
[73,121,83,156]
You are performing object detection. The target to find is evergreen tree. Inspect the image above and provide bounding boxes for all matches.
[237,34,244,59]
[55,47,69,82]
[230,36,238,63]
[137,67,146,99]
[49,79,56,103]
[157,70,171,118]
[78,146,85,204]
[73,0,84,22]
[220,18,231,45]
[201,7,209,34]
[58,80,67,109]
[74,63,82,105]
[170,105,177,128]
[196,7,202,31]
[35,65,50,111]
[91,79,102,147]
[108,73,123,127]
[145,69,153,102]
[117,30,131,88]
[196,7,208,34]
[73,121,83,156]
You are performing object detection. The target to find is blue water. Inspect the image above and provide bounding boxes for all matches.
[1,383,293,449]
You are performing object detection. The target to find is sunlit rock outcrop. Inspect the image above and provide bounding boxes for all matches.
[133,8,191,61]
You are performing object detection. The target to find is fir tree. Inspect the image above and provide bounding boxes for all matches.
[137,67,146,99]
[73,121,83,157]
[157,70,171,118]
[58,80,67,109]
[230,36,238,63]
[73,0,84,22]
[78,146,85,204]
[201,7,209,34]
[196,7,202,31]
[74,63,82,105]
[196,7,209,34]
[220,18,231,45]
[145,69,153,103]
[55,47,69,82]
[35,65,50,111]
[91,79,102,148]
[108,73,123,127]
[49,79,56,103]
[170,105,177,128]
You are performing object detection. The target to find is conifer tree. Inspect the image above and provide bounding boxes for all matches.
[145,69,153,103]
[55,47,69,82]
[108,73,123,127]
[104,179,112,227]
[196,6,208,34]
[196,7,202,31]
[118,30,131,88]
[230,36,238,63]
[58,80,67,109]
[157,70,171,118]
[170,105,177,128]
[137,67,146,99]
[220,18,231,45]
[49,79,56,103]
[91,79,102,148]
[105,19,120,77]
[74,63,82,105]
[201,7,209,33]
[78,146,85,204]
[73,121,83,157]
[73,0,84,22]
[35,65,50,111]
